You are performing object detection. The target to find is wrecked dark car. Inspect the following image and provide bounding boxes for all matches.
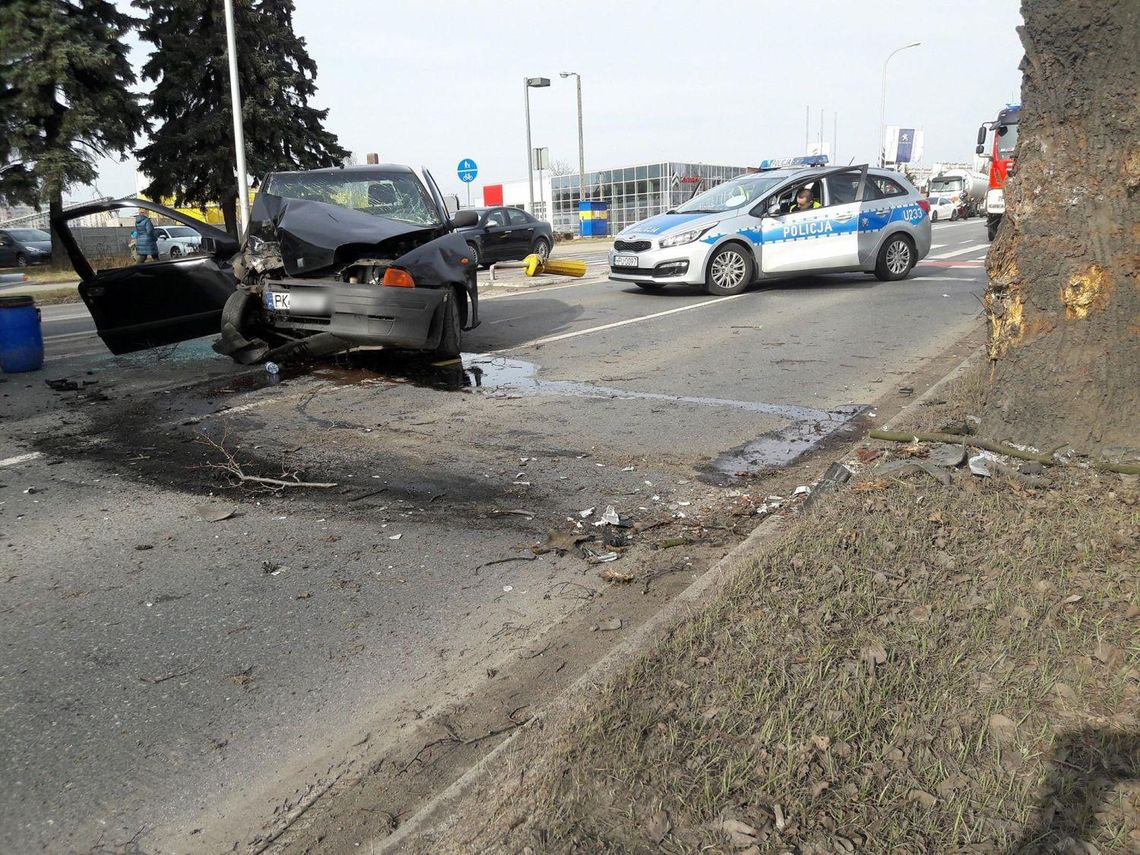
[51,164,481,363]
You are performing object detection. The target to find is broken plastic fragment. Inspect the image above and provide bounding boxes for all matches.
[388,533,402,540]
[579,507,595,518]
[596,506,620,526]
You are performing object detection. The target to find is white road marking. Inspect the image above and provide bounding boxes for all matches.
[927,243,989,260]
[0,452,44,468]
[481,278,607,300]
[493,294,745,354]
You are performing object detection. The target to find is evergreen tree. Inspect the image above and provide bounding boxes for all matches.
[136,0,347,235]
[0,0,143,264]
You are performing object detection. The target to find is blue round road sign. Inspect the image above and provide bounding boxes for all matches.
[457,158,478,183]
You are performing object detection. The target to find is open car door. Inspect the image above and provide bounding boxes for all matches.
[757,165,868,275]
[52,198,239,355]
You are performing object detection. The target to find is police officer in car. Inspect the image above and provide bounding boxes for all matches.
[790,186,821,213]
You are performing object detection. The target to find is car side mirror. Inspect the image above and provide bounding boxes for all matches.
[765,197,782,217]
[976,126,987,146]
[976,144,986,156]
[450,210,478,228]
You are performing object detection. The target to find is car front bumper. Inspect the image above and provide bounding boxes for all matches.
[259,279,449,350]
[608,240,712,286]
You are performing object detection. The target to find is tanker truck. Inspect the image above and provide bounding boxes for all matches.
[927,164,988,219]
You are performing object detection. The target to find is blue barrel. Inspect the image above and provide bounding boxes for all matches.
[0,295,45,373]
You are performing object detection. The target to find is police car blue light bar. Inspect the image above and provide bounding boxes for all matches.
[757,155,829,171]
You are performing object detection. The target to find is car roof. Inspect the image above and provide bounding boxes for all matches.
[266,163,416,179]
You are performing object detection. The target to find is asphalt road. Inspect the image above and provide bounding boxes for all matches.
[1,219,989,852]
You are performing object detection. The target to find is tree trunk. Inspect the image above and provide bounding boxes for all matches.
[220,193,238,239]
[49,190,69,269]
[982,0,1140,455]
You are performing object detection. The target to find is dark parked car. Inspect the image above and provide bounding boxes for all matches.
[0,227,52,267]
[51,164,481,363]
[457,206,553,267]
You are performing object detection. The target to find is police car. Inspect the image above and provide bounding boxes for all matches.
[609,156,931,296]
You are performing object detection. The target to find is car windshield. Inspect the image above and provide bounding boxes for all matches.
[997,122,1018,157]
[262,171,441,227]
[8,229,51,242]
[165,226,199,238]
[674,174,784,214]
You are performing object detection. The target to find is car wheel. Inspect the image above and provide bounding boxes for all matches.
[635,282,667,292]
[950,209,959,221]
[930,211,938,222]
[169,245,182,258]
[15,253,27,267]
[434,290,461,358]
[874,234,915,281]
[465,241,482,267]
[704,244,753,296]
[533,237,550,260]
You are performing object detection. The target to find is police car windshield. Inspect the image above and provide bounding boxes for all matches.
[674,174,784,214]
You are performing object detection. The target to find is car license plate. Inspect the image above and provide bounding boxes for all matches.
[266,291,290,311]
[613,255,639,268]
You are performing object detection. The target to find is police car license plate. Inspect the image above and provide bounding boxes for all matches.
[613,255,638,268]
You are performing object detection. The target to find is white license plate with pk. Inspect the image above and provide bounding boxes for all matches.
[613,255,639,268]
[266,291,290,311]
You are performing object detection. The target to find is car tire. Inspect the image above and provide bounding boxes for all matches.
[950,209,959,222]
[16,253,27,267]
[434,290,461,358]
[466,242,481,268]
[169,245,182,258]
[704,243,753,296]
[533,237,550,260]
[930,211,938,223]
[874,234,916,282]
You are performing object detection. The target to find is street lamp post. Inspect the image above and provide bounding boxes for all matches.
[222,0,250,235]
[878,42,921,168]
[560,72,585,216]
[523,77,550,215]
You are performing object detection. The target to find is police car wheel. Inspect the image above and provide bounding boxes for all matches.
[875,235,915,281]
[705,244,753,296]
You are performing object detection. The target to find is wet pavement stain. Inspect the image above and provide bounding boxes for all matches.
[314,351,837,422]
[701,405,870,483]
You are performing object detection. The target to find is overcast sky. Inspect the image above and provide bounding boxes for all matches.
[83,0,1024,202]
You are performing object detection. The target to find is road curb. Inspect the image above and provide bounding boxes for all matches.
[880,343,988,433]
[376,337,992,853]
[376,514,789,852]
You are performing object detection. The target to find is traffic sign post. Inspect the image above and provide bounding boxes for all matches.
[457,159,477,209]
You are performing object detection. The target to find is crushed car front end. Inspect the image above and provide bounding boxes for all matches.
[217,167,479,365]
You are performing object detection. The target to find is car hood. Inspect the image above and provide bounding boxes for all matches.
[618,210,718,238]
[247,192,440,276]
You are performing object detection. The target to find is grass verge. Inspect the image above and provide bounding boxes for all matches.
[414,384,1139,854]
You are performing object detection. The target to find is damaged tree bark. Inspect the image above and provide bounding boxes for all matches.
[982,0,1139,453]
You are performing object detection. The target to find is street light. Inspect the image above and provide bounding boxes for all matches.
[523,76,550,215]
[222,0,250,235]
[560,72,585,218]
[878,41,921,168]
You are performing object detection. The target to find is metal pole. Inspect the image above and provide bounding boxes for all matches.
[222,0,249,235]
[524,78,534,214]
[879,42,921,168]
[576,75,585,217]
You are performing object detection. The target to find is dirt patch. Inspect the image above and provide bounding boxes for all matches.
[402,426,1138,852]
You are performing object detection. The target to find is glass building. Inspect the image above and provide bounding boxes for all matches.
[550,162,751,235]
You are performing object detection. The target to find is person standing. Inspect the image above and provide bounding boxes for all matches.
[131,209,159,262]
